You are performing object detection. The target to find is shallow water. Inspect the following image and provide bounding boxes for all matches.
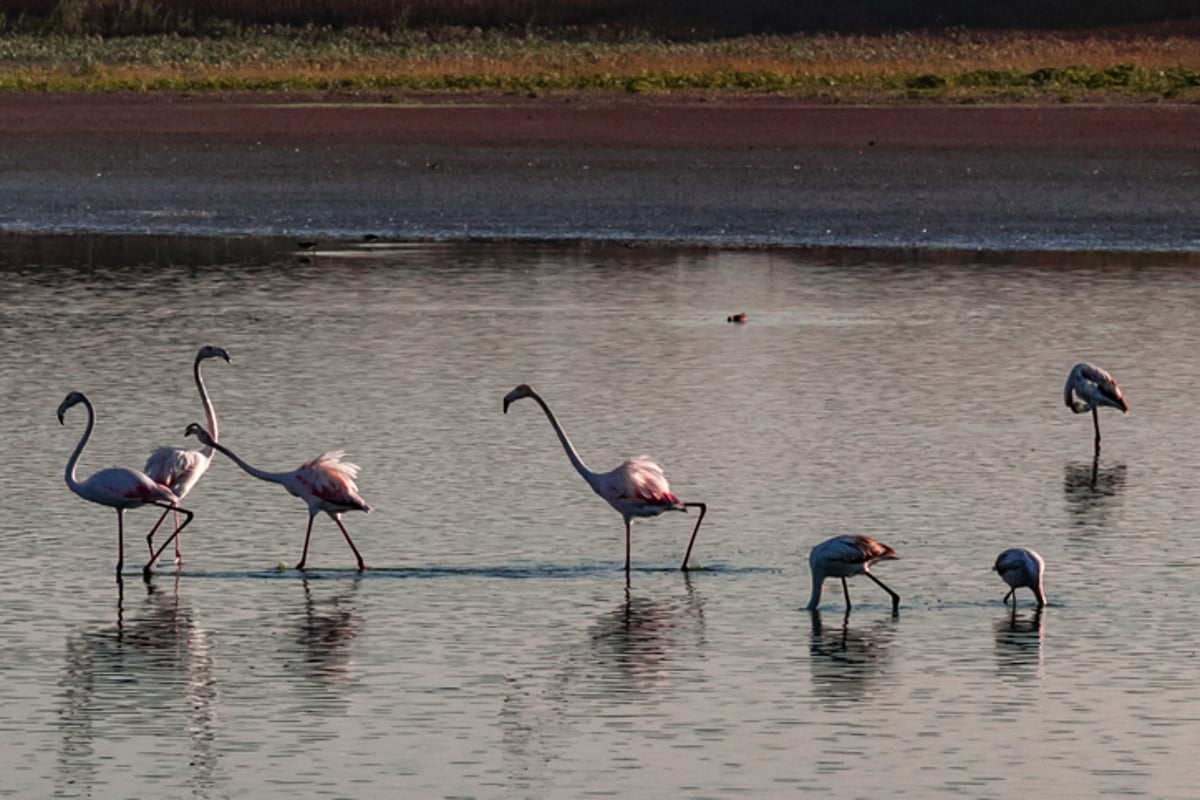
[3,237,1200,798]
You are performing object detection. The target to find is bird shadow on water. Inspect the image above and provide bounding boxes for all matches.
[276,578,362,707]
[55,575,223,797]
[807,608,898,704]
[1063,458,1127,530]
[994,607,1045,682]
[499,576,707,794]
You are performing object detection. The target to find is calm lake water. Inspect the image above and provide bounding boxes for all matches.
[3,235,1200,798]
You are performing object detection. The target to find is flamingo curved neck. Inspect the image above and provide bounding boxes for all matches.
[805,577,824,610]
[526,391,598,485]
[194,354,219,450]
[206,439,289,485]
[64,397,95,495]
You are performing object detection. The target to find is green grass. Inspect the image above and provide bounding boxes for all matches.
[1,28,1199,101]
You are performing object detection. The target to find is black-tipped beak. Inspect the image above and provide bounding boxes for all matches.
[503,399,511,414]
[57,413,65,425]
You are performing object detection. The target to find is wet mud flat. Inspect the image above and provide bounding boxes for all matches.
[1,93,1197,250]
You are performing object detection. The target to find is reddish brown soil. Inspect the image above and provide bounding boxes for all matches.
[1,92,1197,152]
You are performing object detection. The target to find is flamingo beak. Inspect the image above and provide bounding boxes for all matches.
[503,398,512,414]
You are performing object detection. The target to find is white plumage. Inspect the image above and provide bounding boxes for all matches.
[994,548,1046,608]
[1064,361,1128,454]
[806,534,900,612]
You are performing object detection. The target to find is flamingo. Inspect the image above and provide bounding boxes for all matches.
[806,535,900,612]
[57,391,194,582]
[994,547,1046,608]
[1064,362,1129,454]
[183,424,369,571]
[143,345,230,565]
[502,384,706,575]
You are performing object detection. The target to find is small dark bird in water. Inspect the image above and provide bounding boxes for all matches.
[727,313,747,323]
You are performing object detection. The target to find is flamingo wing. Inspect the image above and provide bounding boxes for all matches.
[1065,362,1129,413]
[145,446,208,492]
[297,451,371,511]
[81,467,177,508]
[601,456,682,508]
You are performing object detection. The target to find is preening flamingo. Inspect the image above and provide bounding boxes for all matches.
[1064,362,1128,454]
[806,535,900,612]
[183,424,370,571]
[57,391,194,582]
[502,384,706,575]
[143,345,230,565]
[994,548,1046,608]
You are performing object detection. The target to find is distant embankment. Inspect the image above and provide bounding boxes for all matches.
[2,0,1200,36]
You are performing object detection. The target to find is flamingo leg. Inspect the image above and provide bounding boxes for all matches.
[866,572,900,612]
[680,502,707,571]
[331,514,366,572]
[841,577,851,609]
[1003,588,1014,605]
[144,507,171,557]
[115,508,125,583]
[1092,407,1101,454]
[625,518,633,576]
[173,509,183,565]
[296,514,316,571]
[143,504,195,580]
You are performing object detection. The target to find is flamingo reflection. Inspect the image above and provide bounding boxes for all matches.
[56,576,221,795]
[808,609,897,703]
[994,607,1045,680]
[1063,460,1127,527]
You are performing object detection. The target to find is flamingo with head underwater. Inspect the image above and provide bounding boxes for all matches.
[57,391,194,582]
[806,534,900,612]
[143,345,230,565]
[1064,362,1128,455]
[183,424,370,571]
[502,383,706,576]
[994,547,1047,608]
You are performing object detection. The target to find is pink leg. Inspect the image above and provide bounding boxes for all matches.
[680,502,707,571]
[144,504,194,580]
[331,514,366,572]
[296,515,316,571]
[144,507,171,558]
[173,509,182,564]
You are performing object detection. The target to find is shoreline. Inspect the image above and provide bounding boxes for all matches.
[2,93,1197,252]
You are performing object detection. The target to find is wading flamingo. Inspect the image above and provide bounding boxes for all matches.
[57,391,194,582]
[994,547,1046,608]
[143,345,230,565]
[806,535,900,612]
[502,384,706,575]
[1064,362,1128,454]
[183,424,370,571]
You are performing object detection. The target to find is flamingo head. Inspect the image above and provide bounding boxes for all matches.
[198,345,231,363]
[184,422,215,446]
[503,383,537,414]
[57,391,87,424]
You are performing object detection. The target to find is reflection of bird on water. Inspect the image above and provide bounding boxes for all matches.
[1064,361,1129,456]
[294,578,361,685]
[808,608,897,703]
[994,548,1047,609]
[1063,460,1127,525]
[56,577,221,795]
[500,580,706,793]
[994,607,1044,679]
[57,391,194,582]
[502,383,707,579]
[806,535,900,612]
